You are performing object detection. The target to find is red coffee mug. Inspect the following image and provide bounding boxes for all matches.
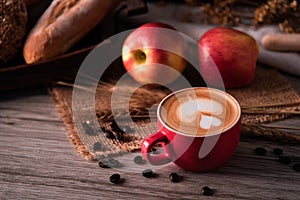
[141,87,241,172]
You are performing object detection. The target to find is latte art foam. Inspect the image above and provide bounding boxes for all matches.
[160,88,239,136]
[177,98,223,129]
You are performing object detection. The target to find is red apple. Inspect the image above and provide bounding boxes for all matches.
[122,22,187,85]
[199,27,259,88]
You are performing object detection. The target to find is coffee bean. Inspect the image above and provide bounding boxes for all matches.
[292,163,300,172]
[134,155,145,165]
[278,156,292,164]
[109,173,121,184]
[142,169,154,178]
[254,147,267,155]
[104,130,115,139]
[107,158,120,168]
[93,142,102,151]
[201,186,213,196]
[82,121,95,135]
[98,161,110,168]
[169,173,181,183]
[273,148,283,155]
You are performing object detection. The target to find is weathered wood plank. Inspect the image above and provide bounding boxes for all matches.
[0,77,299,199]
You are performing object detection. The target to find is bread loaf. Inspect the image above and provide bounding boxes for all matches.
[1,0,27,64]
[23,0,120,64]
[261,33,300,52]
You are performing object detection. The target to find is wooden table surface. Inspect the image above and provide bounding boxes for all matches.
[0,72,299,200]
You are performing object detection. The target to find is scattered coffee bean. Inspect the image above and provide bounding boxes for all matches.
[134,155,145,165]
[142,169,154,178]
[104,130,116,139]
[110,120,125,133]
[201,186,213,196]
[292,163,300,172]
[109,173,121,184]
[93,142,102,151]
[107,158,120,168]
[82,121,95,135]
[278,156,292,164]
[169,173,181,183]
[98,161,110,168]
[273,148,283,155]
[254,147,267,155]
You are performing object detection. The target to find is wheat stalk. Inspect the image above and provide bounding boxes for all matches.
[260,124,300,131]
[242,124,300,143]
[241,101,300,109]
[242,109,300,115]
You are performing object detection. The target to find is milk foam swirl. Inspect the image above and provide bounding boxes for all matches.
[160,88,239,136]
[176,98,223,129]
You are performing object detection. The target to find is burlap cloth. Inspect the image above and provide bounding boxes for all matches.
[50,67,300,160]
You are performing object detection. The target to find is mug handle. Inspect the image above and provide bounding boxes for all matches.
[141,131,173,165]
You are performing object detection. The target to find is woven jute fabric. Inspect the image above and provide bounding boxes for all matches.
[228,68,300,124]
[50,67,300,160]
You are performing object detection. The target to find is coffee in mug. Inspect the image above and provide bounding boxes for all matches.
[141,87,241,172]
[160,87,239,136]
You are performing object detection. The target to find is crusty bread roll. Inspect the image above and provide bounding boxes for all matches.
[1,0,27,64]
[261,33,300,52]
[23,0,120,64]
